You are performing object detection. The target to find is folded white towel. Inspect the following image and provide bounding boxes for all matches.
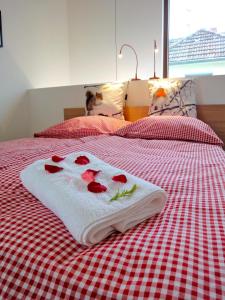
[20,151,167,246]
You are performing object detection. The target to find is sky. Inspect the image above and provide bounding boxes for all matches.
[170,0,225,38]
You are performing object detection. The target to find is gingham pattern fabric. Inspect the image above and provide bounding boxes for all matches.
[1,135,225,299]
[114,116,224,146]
[34,116,130,139]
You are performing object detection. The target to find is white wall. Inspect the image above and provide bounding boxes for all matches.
[1,0,164,140]
[68,0,163,84]
[68,0,116,85]
[117,0,163,81]
[0,0,70,141]
[29,85,85,135]
[195,75,225,105]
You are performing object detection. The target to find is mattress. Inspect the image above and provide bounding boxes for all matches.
[0,135,225,299]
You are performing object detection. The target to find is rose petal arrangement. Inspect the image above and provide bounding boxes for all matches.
[81,169,101,183]
[112,174,127,183]
[44,155,137,200]
[45,164,64,174]
[75,156,90,165]
[87,181,107,193]
[52,155,65,163]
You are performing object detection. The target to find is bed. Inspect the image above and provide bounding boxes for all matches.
[1,112,225,299]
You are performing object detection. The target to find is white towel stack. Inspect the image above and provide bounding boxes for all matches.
[20,152,167,246]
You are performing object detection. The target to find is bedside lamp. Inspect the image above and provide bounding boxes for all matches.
[118,44,140,81]
[150,40,159,80]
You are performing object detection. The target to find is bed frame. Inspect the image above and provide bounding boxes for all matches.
[64,105,225,145]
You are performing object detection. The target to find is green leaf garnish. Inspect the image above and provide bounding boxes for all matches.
[109,184,138,202]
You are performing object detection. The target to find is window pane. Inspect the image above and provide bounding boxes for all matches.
[169,0,225,78]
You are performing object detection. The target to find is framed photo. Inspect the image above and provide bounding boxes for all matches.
[0,11,3,48]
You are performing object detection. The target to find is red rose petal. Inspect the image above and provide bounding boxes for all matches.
[81,169,101,182]
[52,155,65,163]
[45,164,63,173]
[75,155,90,165]
[87,181,107,193]
[112,174,127,183]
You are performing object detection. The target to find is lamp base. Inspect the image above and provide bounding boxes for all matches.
[131,78,141,81]
[149,76,159,80]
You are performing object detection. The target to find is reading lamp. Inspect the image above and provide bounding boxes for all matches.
[118,44,140,80]
[150,40,159,79]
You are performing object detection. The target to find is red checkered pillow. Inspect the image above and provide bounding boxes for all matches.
[34,116,130,139]
[114,116,224,145]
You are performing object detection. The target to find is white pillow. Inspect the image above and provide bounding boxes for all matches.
[148,78,197,117]
[85,83,125,119]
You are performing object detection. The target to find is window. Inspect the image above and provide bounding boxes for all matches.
[166,0,225,78]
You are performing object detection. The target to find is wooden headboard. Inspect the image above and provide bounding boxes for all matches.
[64,105,225,145]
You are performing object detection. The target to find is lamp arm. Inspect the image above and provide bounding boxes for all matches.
[154,47,156,77]
[119,44,139,80]
[154,40,156,77]
[149,40,159,80]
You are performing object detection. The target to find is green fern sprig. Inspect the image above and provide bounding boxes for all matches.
[109,184,138,202]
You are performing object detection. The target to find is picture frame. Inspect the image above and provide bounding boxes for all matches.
[0,10,3,48]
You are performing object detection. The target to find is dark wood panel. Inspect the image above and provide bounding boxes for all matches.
[64,108,85,120]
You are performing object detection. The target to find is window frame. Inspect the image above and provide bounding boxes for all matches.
[163,0,169,78]
[0,11,3,48]
[164,0,225,78]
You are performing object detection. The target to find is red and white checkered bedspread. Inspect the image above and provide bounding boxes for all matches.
[1,136,225,299]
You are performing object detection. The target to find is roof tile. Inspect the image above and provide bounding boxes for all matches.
[169,29,225,64]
